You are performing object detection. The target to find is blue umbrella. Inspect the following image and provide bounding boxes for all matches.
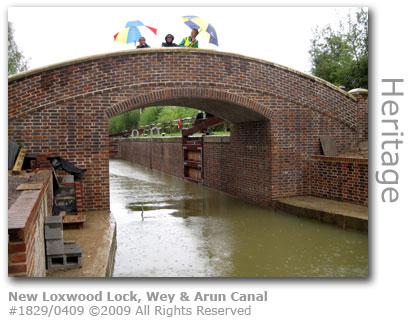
[114,20,157,47]
[182,16,218,46]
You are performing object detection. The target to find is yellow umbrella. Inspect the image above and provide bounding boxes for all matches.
[182,16,218,46]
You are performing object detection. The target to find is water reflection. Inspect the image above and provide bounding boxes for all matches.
[110,159,368,277]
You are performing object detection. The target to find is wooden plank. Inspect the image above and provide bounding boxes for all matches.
[62,214,86,224]
[186,167,202,180]
[186,150,201,161]
[52,168,63,188]
[182,116,224,137]
[12,147,27,173]
[16,183,43,191]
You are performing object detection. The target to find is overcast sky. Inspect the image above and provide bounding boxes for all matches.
[8,7,357,75]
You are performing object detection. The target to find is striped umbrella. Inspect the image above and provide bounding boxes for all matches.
[114,20,157,47]
[182,16,218,46]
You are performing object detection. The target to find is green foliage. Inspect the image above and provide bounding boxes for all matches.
[109,109,140,134]
[8,22,29,75]
[210,123,230,132]
[108,106,198,134]
[309,8,368,90]
[156,106,197,123]
[138,107,162,127]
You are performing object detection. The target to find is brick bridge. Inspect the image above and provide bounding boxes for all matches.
[8,49,368,211]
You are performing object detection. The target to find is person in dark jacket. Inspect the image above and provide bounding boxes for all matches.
[136,37,150,49]
[161,34,179,47]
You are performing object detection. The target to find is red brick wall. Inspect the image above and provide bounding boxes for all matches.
[204,122,273,206]
[118,135,369,207]
[309,155,368,205]
[354,91,369,141]
[119,129,273,207]
[8,170,53,277]
[120,138,184,178]
[120,138,151,169]
[109,137,121,159]
[8,49,362,211]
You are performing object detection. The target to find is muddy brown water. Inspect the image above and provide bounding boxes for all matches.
[109,159,368,277]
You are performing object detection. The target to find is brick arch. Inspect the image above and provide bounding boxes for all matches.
[9,48,357,127]
[8,49,363,211]
[105,87,271,124]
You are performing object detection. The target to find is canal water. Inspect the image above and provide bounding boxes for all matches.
[109,159,368,277]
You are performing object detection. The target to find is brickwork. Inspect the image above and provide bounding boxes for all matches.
[119,135,368,207]
[8,170,53,277]
[8,49,363,211]
[204,123,273,206]
[119,129,273,206]
[109,137,121,159]
[349,89,369,141]
[309,155,368,205]
[152,138,184,178]
[120,137,184,178]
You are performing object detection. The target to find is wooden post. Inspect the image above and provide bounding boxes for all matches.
[12,146,27,174]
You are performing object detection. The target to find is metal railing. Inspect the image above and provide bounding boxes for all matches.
[110,115,228,139]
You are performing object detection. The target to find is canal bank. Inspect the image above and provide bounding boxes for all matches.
[8,169,117,278]
[275,196,368,232]
[46,210,117,277]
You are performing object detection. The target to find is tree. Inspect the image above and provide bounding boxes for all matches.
[108,106,199,134]
[157,106,197,123]
[8,22,29,75]
[309,8,368,90]
[138,107,162,127]
[109,109,141,134]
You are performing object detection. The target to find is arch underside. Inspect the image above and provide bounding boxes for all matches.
[141,97,269,124]
[105,87,273,124]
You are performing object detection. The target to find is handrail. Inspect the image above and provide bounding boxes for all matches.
[109,116,198,138]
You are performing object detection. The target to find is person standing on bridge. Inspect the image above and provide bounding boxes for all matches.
[162,34,179,47]
[136,37,150,49]
[180,28,199,48]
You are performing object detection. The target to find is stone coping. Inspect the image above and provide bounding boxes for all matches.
[309,155,368,164]
[122,136,182,143]
[203,135,230,143]
[348,88,368,96]
[120,134,230,143]
[275,196,368,232]
[8,48,356,101]
[8,170,52,231]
